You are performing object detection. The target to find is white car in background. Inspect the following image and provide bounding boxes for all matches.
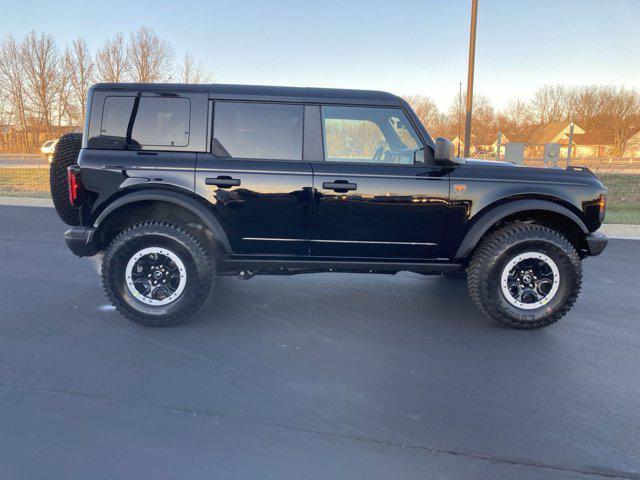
[41,140,58,162]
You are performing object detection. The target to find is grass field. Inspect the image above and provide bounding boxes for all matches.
[0,168,50,198]
[598,174,640,224]
[1,168,639,224]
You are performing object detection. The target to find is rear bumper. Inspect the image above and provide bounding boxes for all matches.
[64,226,99,257]
[585,231,608,256]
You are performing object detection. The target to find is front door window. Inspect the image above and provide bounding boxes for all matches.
[321,106,423,165]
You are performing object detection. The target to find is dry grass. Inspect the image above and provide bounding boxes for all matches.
[598,174,640,224]
[0,168,50,198]
[0,168,638,223]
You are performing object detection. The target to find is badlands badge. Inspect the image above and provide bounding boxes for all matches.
[453,184,467,196]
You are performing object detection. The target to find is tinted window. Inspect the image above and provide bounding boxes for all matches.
[321,106,422,164]
[213,102,303,160]
[131,97,190,147]
[100,96,190,148]
[100,96,134,147]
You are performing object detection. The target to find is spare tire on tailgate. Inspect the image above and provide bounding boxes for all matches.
[49,133,82,226]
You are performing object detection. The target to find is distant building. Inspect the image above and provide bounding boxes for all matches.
[572,130,615,157]
[623,129,640,157]
[450,122,639,159]
[527,121,585,145]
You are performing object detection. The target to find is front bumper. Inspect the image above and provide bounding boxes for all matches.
[585,231,608,256]
[64,226,99,257]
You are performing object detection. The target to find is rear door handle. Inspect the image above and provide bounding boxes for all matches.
[205,176,241,188]
[323,180,357,192]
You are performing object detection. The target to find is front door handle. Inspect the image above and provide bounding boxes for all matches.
[206,176,241,188]
[323,180,357,192]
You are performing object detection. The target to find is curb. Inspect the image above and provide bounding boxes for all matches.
[1,196,639,240]
[598,224,640,240]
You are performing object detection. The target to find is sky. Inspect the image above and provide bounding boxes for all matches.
[1,0,639,111]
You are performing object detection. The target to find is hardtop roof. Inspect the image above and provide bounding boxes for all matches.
[90,83,403,105]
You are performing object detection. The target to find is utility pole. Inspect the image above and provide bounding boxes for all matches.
[567,120,574,166]
[463,0,479,158]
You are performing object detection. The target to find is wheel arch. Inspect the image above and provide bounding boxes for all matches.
[454,199,588,260]
[92,190,232,253]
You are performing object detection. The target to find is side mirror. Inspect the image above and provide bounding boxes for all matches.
[434,137,465,165]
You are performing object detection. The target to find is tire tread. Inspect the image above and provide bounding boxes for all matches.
[101,221,214,327]
[467,223,582,329]
[49,133,82,226]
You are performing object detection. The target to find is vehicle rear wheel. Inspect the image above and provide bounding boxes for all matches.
[467,223,582,329]
[49,133,82,226]
[101,222,215,327]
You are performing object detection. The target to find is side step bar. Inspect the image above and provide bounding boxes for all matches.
[222,258,462,274]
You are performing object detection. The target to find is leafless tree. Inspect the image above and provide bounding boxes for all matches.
[64,37,94,123]
[597,86,640,156]
[127,27,173,82]
[530,85,569,123]
[177,51,214,83]
[569,85,601,130]
[448,91,496,148]
[502,100,533,130]
[20,31,61,128]
[0,37,29,146]
[95,33,128,83]
[403,95,445,136]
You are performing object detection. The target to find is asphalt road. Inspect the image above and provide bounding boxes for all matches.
[1,205,639,480]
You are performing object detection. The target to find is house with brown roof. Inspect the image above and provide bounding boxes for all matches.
[450,122,638,159]
[527,121,585,145]
[572,130,615,157]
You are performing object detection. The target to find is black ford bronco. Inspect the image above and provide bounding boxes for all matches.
[50,83,608,329]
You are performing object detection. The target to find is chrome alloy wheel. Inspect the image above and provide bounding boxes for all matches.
[125,247,187,306]
[500,252,560,310]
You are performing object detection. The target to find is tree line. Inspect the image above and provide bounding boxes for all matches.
[405,84,640,156]
[1,28,638,155]
[0,27,213,152]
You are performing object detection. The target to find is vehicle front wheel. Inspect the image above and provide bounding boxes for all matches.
[467,224,582,329]
[101,222,215,327]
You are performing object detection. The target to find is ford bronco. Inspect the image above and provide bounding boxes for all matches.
[49,83,608,328]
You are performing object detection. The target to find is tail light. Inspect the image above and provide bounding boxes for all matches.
[599,194,606,222]
[67,165,82,206]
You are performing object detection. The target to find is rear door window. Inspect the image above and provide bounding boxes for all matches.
[100,97,134,147]
[131,97,190,147]
[100,96,191,148]
[212,102,303,160]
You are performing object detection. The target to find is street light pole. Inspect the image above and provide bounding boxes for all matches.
[463,0,479,158]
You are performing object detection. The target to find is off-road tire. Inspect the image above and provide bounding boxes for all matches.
[101,222,215,327]
[467,223,582,329]
[49,133,82,226]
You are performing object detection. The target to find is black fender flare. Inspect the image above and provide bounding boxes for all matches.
[454,199,588,259]
[92,190,232,253]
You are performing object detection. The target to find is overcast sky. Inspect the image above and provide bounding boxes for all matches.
[1,0,638,110]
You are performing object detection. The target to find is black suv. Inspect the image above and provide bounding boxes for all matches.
[50,83,608,329]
